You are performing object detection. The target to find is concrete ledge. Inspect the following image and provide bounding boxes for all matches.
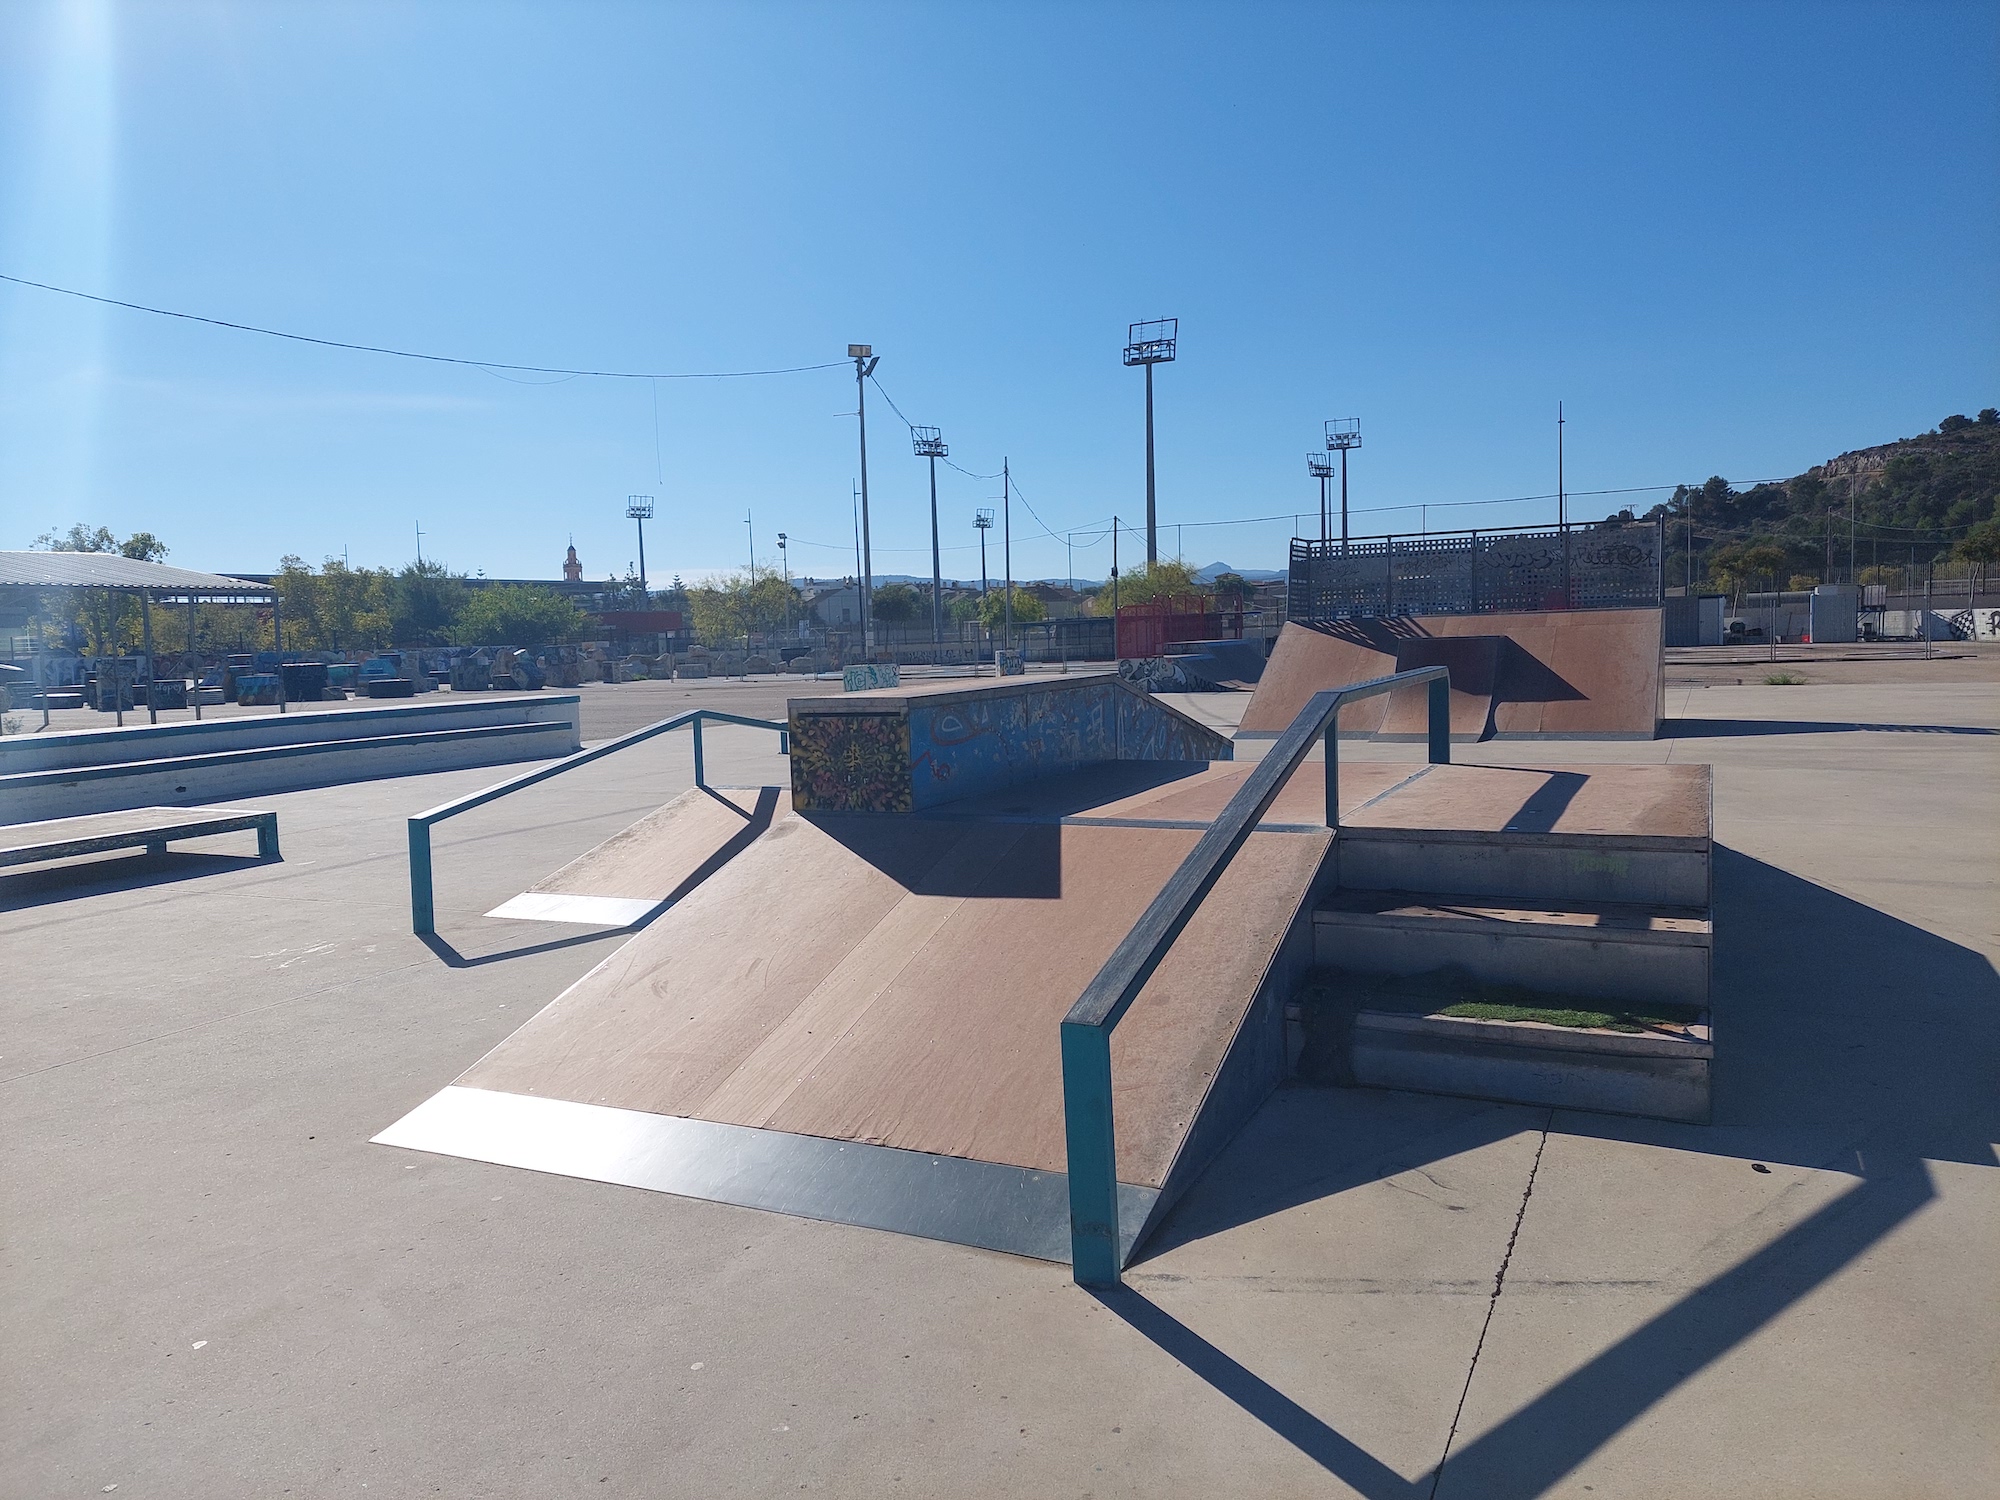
[0,693,578,773]
[0,720,578,824]
[1352,1009,1711,1123]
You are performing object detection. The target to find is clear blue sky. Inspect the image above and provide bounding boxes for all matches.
[2,1,1995,585]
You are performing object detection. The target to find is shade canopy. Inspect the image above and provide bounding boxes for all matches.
[0,551,274,597]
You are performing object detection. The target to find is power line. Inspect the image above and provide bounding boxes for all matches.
[0,272,848,381]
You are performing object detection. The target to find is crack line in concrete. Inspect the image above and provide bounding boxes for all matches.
[1428,1109,1553,1500]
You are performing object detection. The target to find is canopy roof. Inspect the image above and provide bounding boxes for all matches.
[0,551,274,596]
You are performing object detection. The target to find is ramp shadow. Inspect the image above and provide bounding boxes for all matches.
[1665,717,1998,738]
[806,811,1065,899]
[0,849,268,911]
[1129,847,1997,1497]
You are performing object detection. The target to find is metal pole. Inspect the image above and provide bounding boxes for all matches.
[1111,516,1120,657]
[1340,445,1350,553]
[142,591,156,724]
[1002,459,1013,654]
[1320,472,1328,543]
[275,590,287,714]
[188,593,201,720]
[856,356,875,652]
[408,820,434,935]
[636,514,648,596]
[929,454,943,647]
[1144,363,1157,566]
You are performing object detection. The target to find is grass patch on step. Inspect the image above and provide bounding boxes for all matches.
[1762,670,1807,685]
[1292,966,1702,1072]
[1438,1000,1656,1031]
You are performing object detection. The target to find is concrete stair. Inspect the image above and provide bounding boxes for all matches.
[1306,764,1715,1123]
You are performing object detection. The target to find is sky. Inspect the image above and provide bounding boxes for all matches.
[1,1,1995,587]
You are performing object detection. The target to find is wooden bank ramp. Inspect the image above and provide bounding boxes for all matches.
[376,761,1417,1263]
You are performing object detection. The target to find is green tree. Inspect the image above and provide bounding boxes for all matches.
[30,523,170,654]
[686,571,797,643]
[869,583,921,623]
[976,586,1045,630]
[1956,518,2000,589]
[948,593,984,624]
[391,560,469,645]
[1708,540,1790,603]
[452,585,589,646]
[1096,559,1201,611]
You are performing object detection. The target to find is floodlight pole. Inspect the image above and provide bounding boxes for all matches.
[626,496,655,598]
[1326,420,1361,555]
[1002,458,1013,653]
[850,345,880,650]
[912,427,948,646]
[1308,454,1335,544]
[1124,319,1178,568]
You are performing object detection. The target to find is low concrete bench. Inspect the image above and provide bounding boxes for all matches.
[0,806,280,872]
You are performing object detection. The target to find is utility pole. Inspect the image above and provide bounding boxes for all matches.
[1111,515,1120,657]
[975,508,993,597]
[1557,400,1566,528]
[777,532,790,628]
[913,426,948,646]
[1123,319,1177,567]
[1002,458,1013,653]
[849,344,880,650]
[745,511,755,581]
[852,482,863,631]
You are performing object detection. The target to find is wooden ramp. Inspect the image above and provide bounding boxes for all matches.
[1240,613,1664,740]
[377,761,1430,1262]
[485,786,777,928]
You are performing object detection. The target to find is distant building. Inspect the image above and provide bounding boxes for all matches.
[563,544,583,582]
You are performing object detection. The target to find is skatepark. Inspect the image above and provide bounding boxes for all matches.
[6,614,1997,1496]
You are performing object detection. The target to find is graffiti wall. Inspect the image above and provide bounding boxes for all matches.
[789,712,912,813]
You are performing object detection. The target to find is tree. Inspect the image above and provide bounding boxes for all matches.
[603,569,650,610]
[869,583,921,623]
[452,585,589,646]
[391,560,469,645]
[30,523,170,654]
[686,571,797,643]
[976,586,1045,631]
[1707,540,1790,603]
[1939,414,1973,433]
[948,593,984,624]
[1957,518,2000,590]
[1100,559,1201,611]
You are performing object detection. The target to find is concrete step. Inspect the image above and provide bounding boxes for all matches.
[1313,890,1710,1009]
[1335,825,1710,907]
[1350,1008,1711,1123]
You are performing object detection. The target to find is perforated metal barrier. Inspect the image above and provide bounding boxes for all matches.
[1289,518,1664,622]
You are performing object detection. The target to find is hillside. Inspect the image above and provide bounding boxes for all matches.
[1636,408,2000,588]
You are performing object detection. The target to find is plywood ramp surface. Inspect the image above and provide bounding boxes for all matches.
[522,786,769,900]
[457,805,1330,1189]
[1346,763,1710,842]
[1241,613,1662,739]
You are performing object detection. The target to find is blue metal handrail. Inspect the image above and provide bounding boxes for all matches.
[407,708,789,935]
[1059,665,1451,1285]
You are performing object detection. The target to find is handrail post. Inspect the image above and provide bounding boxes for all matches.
[693,715,706,789]
[409,819,434,936]
[1061,1019,1121,1285]
[1428,676,1452,765]
[1325,721,1340,829]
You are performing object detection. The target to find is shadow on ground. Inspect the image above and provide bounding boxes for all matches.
[0,849,268,911]
[1665,717,1998,737]
[1123,846,1999,1498]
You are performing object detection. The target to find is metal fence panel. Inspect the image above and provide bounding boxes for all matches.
[1289,520,1663,623]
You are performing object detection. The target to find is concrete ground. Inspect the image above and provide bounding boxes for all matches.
[3,670,1995,1498]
